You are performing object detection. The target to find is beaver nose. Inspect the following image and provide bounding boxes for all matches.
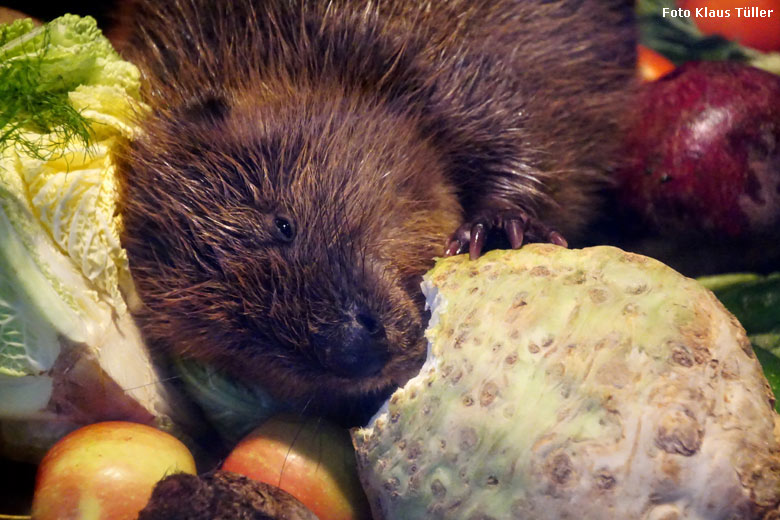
[311,309,390,378]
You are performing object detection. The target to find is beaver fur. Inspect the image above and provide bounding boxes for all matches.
[116,0,636,425]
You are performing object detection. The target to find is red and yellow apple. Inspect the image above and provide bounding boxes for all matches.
[31,421,196,520]
[222,413,370,520]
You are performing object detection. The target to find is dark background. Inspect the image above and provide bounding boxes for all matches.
[4,1,117,26]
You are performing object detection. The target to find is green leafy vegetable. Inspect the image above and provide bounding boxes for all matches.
[698,272,780,411]
[753,347,780,411]
[0,14,143,380]
[637,0,780,74]
[173,357,285,445]
[752,333,780,355]
[0,17,94,159]
[638,0,748,63]
[0,15,197,462]
[698,273,780,335]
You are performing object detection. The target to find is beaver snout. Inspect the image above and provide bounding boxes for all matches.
[311,305,390,378]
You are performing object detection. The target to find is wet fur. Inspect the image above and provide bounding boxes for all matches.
[116,0,635,424]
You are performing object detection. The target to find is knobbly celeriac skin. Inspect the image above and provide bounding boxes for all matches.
[115,0,636,425]
[354,245,780,520]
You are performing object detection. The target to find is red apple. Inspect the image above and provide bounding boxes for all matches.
[222,413,371,520]
[617,61,780,240]
[32,421,196,520]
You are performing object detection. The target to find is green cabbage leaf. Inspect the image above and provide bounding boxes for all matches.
[0,14,199,461]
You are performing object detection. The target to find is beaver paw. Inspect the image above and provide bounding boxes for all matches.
[444,209,567,260]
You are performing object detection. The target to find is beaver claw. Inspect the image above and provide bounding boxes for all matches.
[444,209,567,260]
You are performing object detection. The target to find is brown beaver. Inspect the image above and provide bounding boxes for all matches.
[115,0,636,425]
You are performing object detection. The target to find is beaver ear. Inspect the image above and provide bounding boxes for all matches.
[177,93,231,125]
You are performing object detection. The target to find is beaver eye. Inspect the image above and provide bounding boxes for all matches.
[273,216,295,242]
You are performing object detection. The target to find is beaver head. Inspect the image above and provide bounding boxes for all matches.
[118,85,461,424]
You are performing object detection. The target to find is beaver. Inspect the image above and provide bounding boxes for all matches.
[115,0,636,426]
